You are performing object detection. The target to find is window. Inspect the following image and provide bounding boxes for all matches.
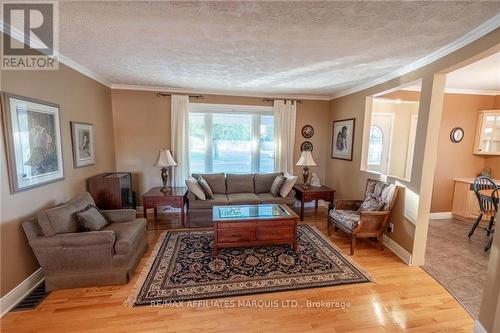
[368,125,383,165]
[189,104,274,174]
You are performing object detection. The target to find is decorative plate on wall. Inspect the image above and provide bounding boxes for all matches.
[301,141,313,151]
[450,127,464,143]
[301,125,314,138]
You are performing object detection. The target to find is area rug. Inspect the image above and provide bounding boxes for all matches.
[128,225,371,306]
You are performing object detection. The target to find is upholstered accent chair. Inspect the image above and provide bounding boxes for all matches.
[22,192,147,291]
[328,179,399,255]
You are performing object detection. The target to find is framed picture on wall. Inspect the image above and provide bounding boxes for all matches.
[331,118,355,161]
[71,121,95,168]
[1,93,64,193]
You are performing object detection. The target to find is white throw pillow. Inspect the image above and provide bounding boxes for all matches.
[185,177,206,200]
[279,174,297,197]
[270,175,286,197]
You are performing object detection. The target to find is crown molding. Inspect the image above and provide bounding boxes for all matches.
[402,85,500,96]
[110,84,332,101]
[0,21,112,87]
[330,13,500,100]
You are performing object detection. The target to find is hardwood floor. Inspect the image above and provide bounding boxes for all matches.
[1,208,473,332]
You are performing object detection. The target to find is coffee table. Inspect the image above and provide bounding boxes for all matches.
[212,204,299,256]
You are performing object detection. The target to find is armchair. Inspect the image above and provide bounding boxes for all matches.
[23,193,147,291]
[328,179,399,255]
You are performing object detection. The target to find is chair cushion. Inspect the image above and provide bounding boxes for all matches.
[189,194,228,209]
[73,205,109,231]
[227,193,261,205]
[329,209,360,230]
[254,173,282,193]
[104,219,146,255]
[192,173,226,194]
[358,198,384,212]
[226,174,254,194]
[257,193,295,206]
[37,192,97,236]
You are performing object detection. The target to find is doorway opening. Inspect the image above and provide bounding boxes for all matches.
[424,51,500,318]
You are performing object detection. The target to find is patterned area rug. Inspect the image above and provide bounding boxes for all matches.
[128,225,371,306]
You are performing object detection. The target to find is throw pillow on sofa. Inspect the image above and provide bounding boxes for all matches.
[198,177,214,199]
[270,175,286,197]
[279,173,297,198]
[73,204,109,231]
[186,176,206,200]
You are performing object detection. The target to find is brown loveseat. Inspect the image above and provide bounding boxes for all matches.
[188,173,296,227]
[22,192,147,291]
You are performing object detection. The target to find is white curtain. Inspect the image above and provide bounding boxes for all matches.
[274,100,297,174]
[171,95,190,187]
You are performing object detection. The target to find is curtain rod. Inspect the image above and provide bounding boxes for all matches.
[157,92,203,99]
[262,98,302,104]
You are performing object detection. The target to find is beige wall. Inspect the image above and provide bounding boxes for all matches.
[111,90,330,201]
[0,64,115,296]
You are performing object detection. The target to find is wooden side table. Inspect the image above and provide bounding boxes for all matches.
[293,184,335,221]
[142,187,188,227]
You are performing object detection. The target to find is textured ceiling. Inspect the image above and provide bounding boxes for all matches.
[446,52,500,91]
[58,1,500,97]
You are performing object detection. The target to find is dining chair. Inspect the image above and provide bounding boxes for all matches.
[468,176,498,251]
[484,188,498,252]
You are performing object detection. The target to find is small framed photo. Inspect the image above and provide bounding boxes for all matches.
[331,118,355,161]
[71,121,95,168]
[1,93,64,193]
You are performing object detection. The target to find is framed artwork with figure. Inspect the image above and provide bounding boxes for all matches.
[71,121,95,168]
[331,118,355,161]
[1,93,64,193]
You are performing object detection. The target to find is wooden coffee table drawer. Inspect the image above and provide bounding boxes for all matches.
[256,226,295,241]
[217,221,255,229]
[217,228,255,243]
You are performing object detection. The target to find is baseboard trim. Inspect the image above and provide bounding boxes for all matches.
[0,268,44,317]
[383,234,412,265]
[429,212,453,220]
[473,320,487,333]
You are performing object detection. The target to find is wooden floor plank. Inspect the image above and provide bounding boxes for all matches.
[0,207,473,332]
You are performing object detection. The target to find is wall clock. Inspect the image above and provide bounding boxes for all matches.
[450,127,464,143]
[301,141,313,151]
[301,125,314,138]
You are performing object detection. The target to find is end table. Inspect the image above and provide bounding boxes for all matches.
[142,187,188,227]
[293,184,335,221]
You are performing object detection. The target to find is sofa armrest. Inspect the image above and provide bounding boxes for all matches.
[286,189,296,198]
[30,230,116,248]
[334,199,364,211]
[101,209,136,223]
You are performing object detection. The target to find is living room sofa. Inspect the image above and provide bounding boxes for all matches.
[188,173,296,227]
[22,192,147,291]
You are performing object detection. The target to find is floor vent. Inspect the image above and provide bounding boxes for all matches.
[11,281,49,312]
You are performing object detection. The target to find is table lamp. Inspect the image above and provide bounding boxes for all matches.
[155,149,177,192]
[296,150,316,185]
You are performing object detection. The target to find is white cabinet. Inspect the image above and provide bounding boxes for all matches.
[474,110,500,155]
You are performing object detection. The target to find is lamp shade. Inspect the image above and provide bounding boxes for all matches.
[155,149,177,167]
[296,150,317,166]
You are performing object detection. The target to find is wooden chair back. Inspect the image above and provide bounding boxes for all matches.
[473,176,499,215]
